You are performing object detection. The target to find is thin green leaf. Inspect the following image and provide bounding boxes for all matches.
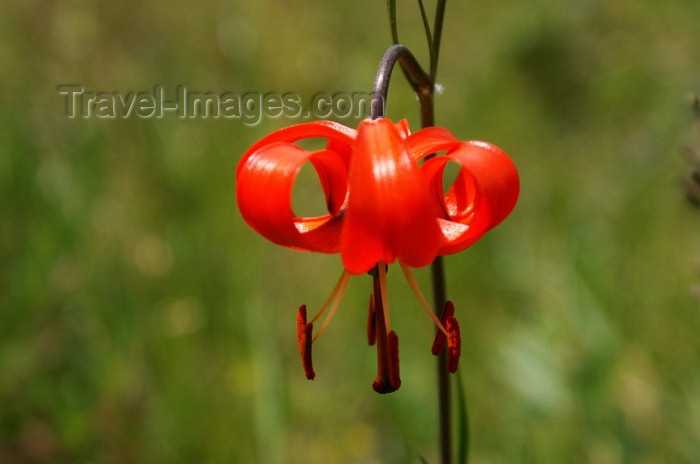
[418,455,430,464]
[417,0,436,83]
[387,0,399,44]
[456,371,469,464]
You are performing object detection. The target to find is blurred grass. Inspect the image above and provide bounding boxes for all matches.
[1,0,700,462]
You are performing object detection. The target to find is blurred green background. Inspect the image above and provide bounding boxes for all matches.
[2,0,700,462]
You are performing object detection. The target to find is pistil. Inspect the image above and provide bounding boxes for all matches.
[367,293,376,346]
[371,262,401,393]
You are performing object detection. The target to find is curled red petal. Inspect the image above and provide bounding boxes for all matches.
[340,118,443,274]
[326,137,353,171]
[236,142,347,252]
[421,141,519,255]
[394,119,411,139]
[405,126,461,161]
[237,120,356,179]
[309,150,348,215]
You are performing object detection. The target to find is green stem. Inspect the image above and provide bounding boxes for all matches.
[425,4,456,461]
[431,257,451,464]
[431,0,447,81]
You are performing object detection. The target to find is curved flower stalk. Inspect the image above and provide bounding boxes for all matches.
[236,117,519,392]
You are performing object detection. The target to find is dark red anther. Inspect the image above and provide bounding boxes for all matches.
[367,293,376,346]
[371,273,401,394]
[297,305,307,352]
[372,379,391,393]
[372,330,402,394]
[387,330,401,390]
[296,305,315,380]
[431,300,455,355]
[446,315,461,374]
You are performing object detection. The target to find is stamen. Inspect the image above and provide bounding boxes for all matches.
[446,315,461,373]
[387,330,401,389]
[367,293,376,346]
[378,261,391,332]
[431,301,455,355]
[296,305,315,379]
[312,271,350,342]
[371,266,400,394]
[399,262,448,335]
[310,270,351,324]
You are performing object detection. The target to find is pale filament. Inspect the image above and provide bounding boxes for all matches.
[312,270,351,342]
[399,262,448,335]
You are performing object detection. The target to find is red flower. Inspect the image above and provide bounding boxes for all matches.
[236,117,519,392]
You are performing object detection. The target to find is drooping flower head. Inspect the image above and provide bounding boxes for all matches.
[236,118,519,392]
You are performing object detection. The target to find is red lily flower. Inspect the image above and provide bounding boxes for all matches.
[236,117,519,392]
